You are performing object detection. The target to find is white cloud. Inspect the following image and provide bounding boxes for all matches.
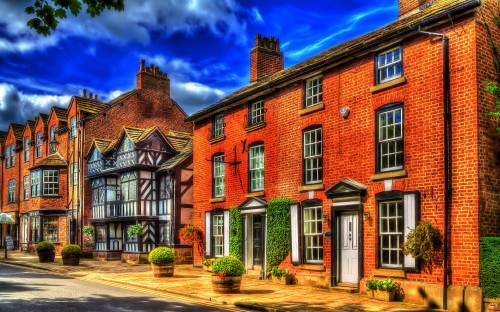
[0,0,259,54]
[286,6,396,59]
[171,81,225,114]
[0,83,70,130]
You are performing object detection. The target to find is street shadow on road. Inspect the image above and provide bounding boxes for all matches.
[0,294,227,312]
[238,289,275,295]
[0,281,65,295]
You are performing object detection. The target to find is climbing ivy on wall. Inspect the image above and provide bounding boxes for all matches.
[266,197,292,270]
[229,206,243,261]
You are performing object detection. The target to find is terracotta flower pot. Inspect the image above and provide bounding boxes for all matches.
[211,275,242,293]
[38,251,55,263]
[62,254,81,266]
[272,275,292,285]
[151,263,175,277]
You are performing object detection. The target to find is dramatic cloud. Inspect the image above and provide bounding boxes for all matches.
[0,83,70,130]
[171,82,225,114]
[286,5,396,59]
[0,0,263,54]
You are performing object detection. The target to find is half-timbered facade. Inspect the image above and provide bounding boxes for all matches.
[86,127,193,262]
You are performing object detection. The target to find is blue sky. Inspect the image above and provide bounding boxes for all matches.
[0,0,398,130]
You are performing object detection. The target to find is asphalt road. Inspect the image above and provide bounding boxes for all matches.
[0,264,244,312]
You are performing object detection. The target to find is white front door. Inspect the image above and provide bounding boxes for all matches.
[340,212,359,283]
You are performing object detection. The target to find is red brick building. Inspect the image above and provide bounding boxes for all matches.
[0,60,194,262]
[186,0,500,310]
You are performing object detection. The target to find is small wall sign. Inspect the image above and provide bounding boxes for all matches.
[324,230,332,240]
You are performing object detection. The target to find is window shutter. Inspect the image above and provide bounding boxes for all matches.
[223,210,230,256]
[290,203,301,264]
[403,192,418,270]
[205,212,211,257]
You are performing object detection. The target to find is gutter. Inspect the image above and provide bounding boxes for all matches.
[415,26,451,311]
[185,0,480,123]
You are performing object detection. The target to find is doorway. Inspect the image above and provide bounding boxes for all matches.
[339,212,359,283]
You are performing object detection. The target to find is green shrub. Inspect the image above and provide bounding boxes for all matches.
[271,267,287,277]
[148,247,175,264]
[202,257,215,266]
[365,276,400,292]
[366,276,379,291]
[229,206,243,260]
[212,256,245,277]
[266,197,292,269]
[61,244,83,256]
[480,237,500,298]
[83,225,94,236]
[36,241,55,253]
[127,224,143,236]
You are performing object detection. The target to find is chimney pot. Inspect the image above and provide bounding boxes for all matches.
[140,59,145,71]
[82,88,87,97]
[94,94,98,100]
[89,92,93,99]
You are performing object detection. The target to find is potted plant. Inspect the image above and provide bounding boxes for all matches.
[35,241,55,263]
[211,256,245,293]
[402,221,441,273]
[202,257,215,272]
[61,244,83,266]
[365,276,400,302]
[271,267,292,285]
[148,246,175,277]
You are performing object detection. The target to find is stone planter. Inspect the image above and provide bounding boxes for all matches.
[203,264,212,272]
[37,251,55,263]
[211,275,242,293]
[372,290,395,302]
[272,275,292,285]
[151,263,175,277]
[62,254,81,266]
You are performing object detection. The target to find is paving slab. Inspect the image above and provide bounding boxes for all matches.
[0,250,435,311]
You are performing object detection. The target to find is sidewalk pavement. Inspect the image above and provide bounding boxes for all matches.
[0,251,434,312]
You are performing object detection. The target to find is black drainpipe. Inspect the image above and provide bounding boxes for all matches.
[416,26,451,311]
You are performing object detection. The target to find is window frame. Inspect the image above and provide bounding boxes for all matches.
[42,170,59,196]
[36,131,42,158]
[302,126,323,185]
[212,213,224,258]
[248,101,265,126]
[42,217,59,243]
[378,200,404,268]
[376,46,403,84]
[304,76,323,108]
[24,137,30,162]
[212,114,224,139]
[212,154,225,198]
[50,125,57,142]
[30,170,41,197]
[70,116,77,139]
[5,144,11,168]
[120,171,137,202]
[23,175,29,200]
[8,179,15,203]
[70,162,79,186]
[376,104,404,173]
[248,143,264,192]
[302,204,323,263]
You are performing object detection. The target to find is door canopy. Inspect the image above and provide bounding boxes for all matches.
[325,178,367,207]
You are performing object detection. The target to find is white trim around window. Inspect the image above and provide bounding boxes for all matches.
[377,46,402,84]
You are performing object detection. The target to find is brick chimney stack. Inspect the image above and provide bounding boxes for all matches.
[136,59,170,96]
[398,0,436,19]
[250,34,284,83]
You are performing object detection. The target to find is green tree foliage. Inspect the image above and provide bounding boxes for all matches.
[25,0,125,36]
[229,206,243,261]
[266,197,292,270]
[480,237,500,298]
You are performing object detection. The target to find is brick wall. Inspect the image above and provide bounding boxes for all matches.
[192,11,489,288]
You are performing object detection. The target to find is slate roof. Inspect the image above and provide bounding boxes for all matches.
[52,106,68,122]
[185,0,480,122]
[25,120,36,134]
[11,124,25,141]
[157,139,193,172]
[29,152,67,170]
[165,131,192,152]
[39,113,50,125]
[73,96,109,114]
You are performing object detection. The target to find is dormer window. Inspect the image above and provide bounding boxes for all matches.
[36,131,42,158]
